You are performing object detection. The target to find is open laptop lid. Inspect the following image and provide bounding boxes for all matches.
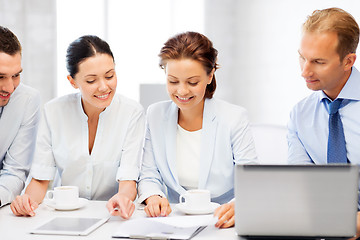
[235,164,359,238]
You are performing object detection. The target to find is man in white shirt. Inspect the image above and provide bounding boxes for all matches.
[0,26,40,207]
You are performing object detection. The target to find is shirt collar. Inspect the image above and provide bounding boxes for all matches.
[76,92,114,120]
[318,67,360,103]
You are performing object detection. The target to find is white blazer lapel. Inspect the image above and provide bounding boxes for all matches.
[164,103,180,185]
[198,98,217,188]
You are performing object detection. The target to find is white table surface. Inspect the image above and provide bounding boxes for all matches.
[0,200,238,240]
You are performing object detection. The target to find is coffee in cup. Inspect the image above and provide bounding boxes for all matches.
[45,186,79,206]
[179,189,211,210]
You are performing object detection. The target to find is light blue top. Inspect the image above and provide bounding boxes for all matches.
[288,67,360,165]
[0,83,41,206]
[137,98,258,204]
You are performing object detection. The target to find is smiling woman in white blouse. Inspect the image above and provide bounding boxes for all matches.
[137,32,257,228]
[10,35,145,219]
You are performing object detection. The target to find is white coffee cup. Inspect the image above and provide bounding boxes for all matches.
[46,186,79,206]
[179,189,211,210]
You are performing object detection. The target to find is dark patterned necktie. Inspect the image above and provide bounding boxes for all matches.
[327,98,347,163]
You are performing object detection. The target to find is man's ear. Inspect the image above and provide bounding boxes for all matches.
[343,53,356,71]
[67,75,78,89]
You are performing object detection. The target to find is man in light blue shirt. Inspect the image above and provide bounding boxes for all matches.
[287,8,360,237]
[0,26,40,207]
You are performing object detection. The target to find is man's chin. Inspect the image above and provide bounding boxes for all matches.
[306,83,321,91]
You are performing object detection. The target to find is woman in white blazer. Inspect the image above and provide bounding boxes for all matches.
[138,32,257,228]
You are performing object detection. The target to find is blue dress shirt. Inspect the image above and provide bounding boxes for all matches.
[288,67,360,208]
[288,67,360,165]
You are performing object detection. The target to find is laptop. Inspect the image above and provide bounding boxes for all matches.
[235,164,359,239]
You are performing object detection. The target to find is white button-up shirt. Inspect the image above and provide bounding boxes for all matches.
[0,83,41,206]
[30,93,144,200]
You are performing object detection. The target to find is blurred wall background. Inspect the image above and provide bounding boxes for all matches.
[205,0,360,125]
[1,0,359,125]
[0,0,56,103]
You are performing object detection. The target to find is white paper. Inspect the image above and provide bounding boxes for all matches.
[150,215,218,228]
[112,215,217,239]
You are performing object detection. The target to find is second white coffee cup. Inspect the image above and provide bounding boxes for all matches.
[179,189,211,210]
[46,186,79,206]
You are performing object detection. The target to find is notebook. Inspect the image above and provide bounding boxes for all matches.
[235,164,359,238]
[112,215,217,239]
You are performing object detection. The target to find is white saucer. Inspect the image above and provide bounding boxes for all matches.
[176,202,220,215]
[43,198,89,211]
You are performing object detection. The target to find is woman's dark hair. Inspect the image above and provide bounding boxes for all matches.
[66,35,114,78]
[159,31,219,99]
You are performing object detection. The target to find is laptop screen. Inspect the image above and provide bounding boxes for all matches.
[235,164,359,238]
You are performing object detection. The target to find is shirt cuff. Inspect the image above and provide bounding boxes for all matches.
[116,166,139,182]
[30,164,56,180]
[137,190,166,205]
[0,186,11,207]
[137,179,166,204]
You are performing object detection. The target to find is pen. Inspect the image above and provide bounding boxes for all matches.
[106,207,119,222]
[129,235,169,240]
[111,207,119,215]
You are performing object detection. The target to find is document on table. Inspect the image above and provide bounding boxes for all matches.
[112,215,218,239]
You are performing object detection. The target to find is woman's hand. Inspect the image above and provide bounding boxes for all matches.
[106,180,137,219]
[144,195,171,217]
[348,211,360,240]
[107,193,135,219]
[214,202,235,228]
[10,194,39,217]
[10,179,49,217]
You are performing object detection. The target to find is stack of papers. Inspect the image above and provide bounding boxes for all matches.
[112,215,217,239]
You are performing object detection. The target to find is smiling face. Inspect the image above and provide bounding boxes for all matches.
[299,32,355,100]
[0,52,22,107]
[68,53,117,115]
[166,58,213,114]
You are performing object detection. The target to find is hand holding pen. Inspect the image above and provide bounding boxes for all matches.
[106,193,135,219]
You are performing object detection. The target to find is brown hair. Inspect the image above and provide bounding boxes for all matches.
[302,7,359,61]
[159,31,218,99]
[0,26,21,55]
